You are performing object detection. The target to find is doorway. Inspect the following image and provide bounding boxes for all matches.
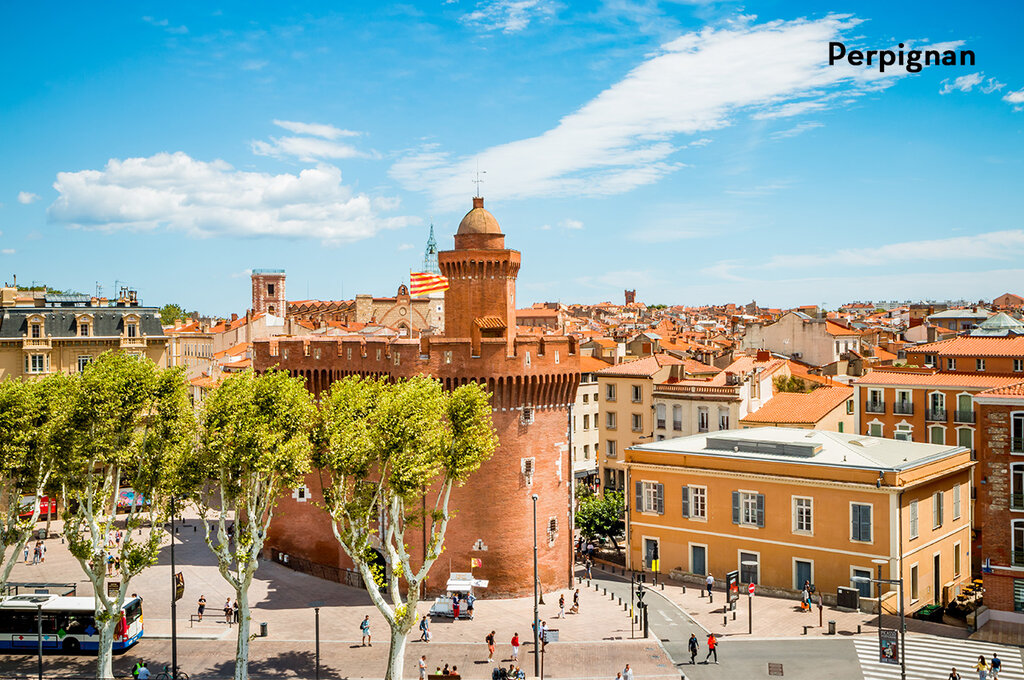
[644,538,659,571]
[933,554,941,604]
[795,560,813,591]
[691,545,707,576]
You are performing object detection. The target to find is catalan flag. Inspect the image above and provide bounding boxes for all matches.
[410,271,449,296]
[471,557,483,568]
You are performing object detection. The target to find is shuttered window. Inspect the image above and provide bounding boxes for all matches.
[635,481,664,515]
[732,491,764,527]
[852,503,872,542]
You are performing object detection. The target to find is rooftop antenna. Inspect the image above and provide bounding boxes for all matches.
[473,160,486,197]
[95,282,103,298]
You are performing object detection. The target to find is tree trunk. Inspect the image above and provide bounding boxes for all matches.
[385,624,407,680]
[234,586,251,680]
[96,617,116,680]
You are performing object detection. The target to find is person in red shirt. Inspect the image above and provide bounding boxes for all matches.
[511,632,520,661]
[704,633,718,664]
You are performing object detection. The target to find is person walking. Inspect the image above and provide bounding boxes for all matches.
[688,633,699,664]
[223,599,232,625]
[949,668,961,680]
[452,593,461,620]
[585,557,592,580]
[232,599,239,624]
[197,595,206,622]
[991,653,1002,678]
[39,541,46,563]
[136,663,151,680]
[622,664,634,680]
[540,621,548,649]
[23,545,29,563]
[704,633,718,664]
[419,655,428,680]
[975,654,989,680]
[486,630,496,662]
[558,594,565,619]
[570,589,579,614]
[511,632,520,661]
[706,573,714,603]
[801,585,810,612]
[467,592,476,619]
[419,614,430,642]
[131,660,144,679]
[360,615,372,646]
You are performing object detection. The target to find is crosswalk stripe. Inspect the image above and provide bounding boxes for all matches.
[854,636,1024,679]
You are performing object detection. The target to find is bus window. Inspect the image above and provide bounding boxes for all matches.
[124,600,142,625]
[64,613,93,634]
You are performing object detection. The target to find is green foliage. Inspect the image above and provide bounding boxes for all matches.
[575,491,625,548]
[773,375,819,393]
[575,483,595,502]
[158,303,196,325]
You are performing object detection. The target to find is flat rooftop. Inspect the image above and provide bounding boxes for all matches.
[629,426,966,472]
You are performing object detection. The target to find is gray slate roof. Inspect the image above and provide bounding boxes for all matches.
[0,307,165,339]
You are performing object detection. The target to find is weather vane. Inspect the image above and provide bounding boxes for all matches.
[473,160,486,197]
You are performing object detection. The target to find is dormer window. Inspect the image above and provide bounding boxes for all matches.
[31,323,41,338]
[126,322,138,338]
[79,322,89,337]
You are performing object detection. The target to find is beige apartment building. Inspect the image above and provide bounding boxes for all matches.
[572,356,605,482]
[0,287,168,379]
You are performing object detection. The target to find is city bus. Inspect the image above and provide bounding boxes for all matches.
[0,594,143,653]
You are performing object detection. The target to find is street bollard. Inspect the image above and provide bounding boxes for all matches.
[700,589,705,598]
[682,586,686,594]
[723,615,727,627]
[661,583,664,590]
[827,620,836,635]
[603,588,607,596]
[618,597,621,605]
[732,611,736,621]
[857,625,862,634]
[803,625,809,635]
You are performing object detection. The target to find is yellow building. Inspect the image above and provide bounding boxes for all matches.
[0,288,168,378]
[625,427,972,614]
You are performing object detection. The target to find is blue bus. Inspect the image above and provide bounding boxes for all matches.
[0,594,143,653]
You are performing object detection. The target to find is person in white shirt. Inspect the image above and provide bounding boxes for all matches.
[622,664,634,680]
[136,664,151,680]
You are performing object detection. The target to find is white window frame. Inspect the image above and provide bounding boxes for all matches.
[947,357,956,371]
[793,557,815,591]
[953,541,962,577]
[867,419,883,437]
[932,491,944,529]
[929,425,946,445]
[606,412,617,430]
[673,404,683,431]
[631,384,642,403]
[1015,358,1024,373]
[910,563,919,602]
[656,403,666,430]
[851,566,874,599]
[792,496,813,535]
[740,491,759,526]
[606,440,616,458]
[642,482,659,514]
[977,358,986,372]
[953,483,962,520]
[718,409,730,431]
[698,408,709,432]
[956,426,973,451]
[606,384,616,402]
[894,421,913,442]
[689,486,707,521]
[909,499,919,539]
[738,549,760,585]
[77,355,91,373]
[851,502,873,544]
[631,413,643,433]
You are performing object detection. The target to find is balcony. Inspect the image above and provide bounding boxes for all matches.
[865,401,886,414]
[893,402,914,415]
[954,410,975,424]
[22,336,52,349]
[120,337,146,348]
[1013,437,1024,454]
[926,409,947,422]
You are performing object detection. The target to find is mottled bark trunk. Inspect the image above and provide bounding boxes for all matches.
[234,586,251,680]
[385,625,407,680]
[96,619,116,680]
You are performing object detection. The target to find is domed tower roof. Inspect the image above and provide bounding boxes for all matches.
[457,197,502,235]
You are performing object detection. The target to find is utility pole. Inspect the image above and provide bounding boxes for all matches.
[532,494,540,679]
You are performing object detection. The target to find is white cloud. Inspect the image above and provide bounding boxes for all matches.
[981,78,1006,94]
[241,60,269,71]
[17,191,40,204]
[724,180,793,197]
[49,151,418,245]
[560,218,583,230]
[1,249,14,255]
[770,121,823,139]
[939,72,983,95]
[272,120,361,140]
[460,0,557,33]
[1005,88,1024,111]
[142,16,188,34]
[688,138,713,147]
[397,243,415,251]
[393,16,961,209]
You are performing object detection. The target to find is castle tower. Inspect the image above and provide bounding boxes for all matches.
[252,269,286,316]
[438,197,520,354]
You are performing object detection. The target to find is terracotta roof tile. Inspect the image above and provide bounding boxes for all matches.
[596,353,684,377]
[976,380,1024,399]
[912,336,1024,358]
[855,370,1024,389]
[740,386,853,425]
[579,355,612,373]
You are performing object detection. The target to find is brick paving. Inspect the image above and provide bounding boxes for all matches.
[1,517,678,678]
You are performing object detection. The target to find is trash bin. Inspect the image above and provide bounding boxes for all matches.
[260,622,268,637]
[827,620,836,635]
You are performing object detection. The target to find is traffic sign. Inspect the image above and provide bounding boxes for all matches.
[748,583,755,595]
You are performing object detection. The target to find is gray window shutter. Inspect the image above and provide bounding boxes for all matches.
[851,505,861,541]
[756,493,765,527]
[636,481,643,513]
[732,491,740,524]
[860,505,871,542]
[681,486,690,518]
[656,484,664,515]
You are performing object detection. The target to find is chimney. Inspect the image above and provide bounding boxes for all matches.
[231,313,238,322]
[756,350,771,362]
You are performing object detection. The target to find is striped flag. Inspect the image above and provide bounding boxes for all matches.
[471,558,483,568]
[410,271,449,296]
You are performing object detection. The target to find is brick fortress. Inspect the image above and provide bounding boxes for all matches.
[252,196,580,597]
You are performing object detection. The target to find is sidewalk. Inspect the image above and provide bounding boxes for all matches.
[589,563,878,639]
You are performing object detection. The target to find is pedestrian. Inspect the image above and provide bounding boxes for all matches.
[131,660,144,679]
[107,554,115,576]
[360,615,372,646]
[558,594,565,618]
[114,556,121,574]
[232,599,239,623]
[137,663,151,680]
[540,620,548,649]
[467,592,476,619]
[197,595,206,622]
[39,541,46,563]
[706,573,714,603]
[511,632,520,661]
[949,668,960,680]
[570,589,579,614]
[419,655,427,680]
[688,633,698,664]
[614,674,622,680]
[992,653,1001,678]
[23,545,29,563]
[486,630,496,662]
[452,593,461,620]
[975,655,989,680]
[223,599,232,625]
[704,633,718,664]
[585,557,592,580]
[801,586,810,612]
[622,664,634,680]
[442,663,450,675]
[419,613,430,642]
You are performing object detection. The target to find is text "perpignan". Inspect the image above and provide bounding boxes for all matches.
[829,42,975,73]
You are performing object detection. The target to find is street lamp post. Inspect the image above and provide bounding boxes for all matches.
[36,603,42,680]
[170,495,178,680]
[308,600,325,680]
[854,562,906,680]
[741,560,758,635]
[532,493,540,679]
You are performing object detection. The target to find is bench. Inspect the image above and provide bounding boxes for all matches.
[189,614,233,627]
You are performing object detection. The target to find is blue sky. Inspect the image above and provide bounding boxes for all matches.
[1,1,1023,314]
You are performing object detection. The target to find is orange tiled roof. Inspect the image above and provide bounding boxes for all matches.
[740,386,853,425]
[976,380,1024,399]
[911,336,1024,358]
[475,316,507,329]
[854,370,1024,389]
[579,355,612,373]
[824,321,860,336]
[682,358,719,374]
[596,353,684,377]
